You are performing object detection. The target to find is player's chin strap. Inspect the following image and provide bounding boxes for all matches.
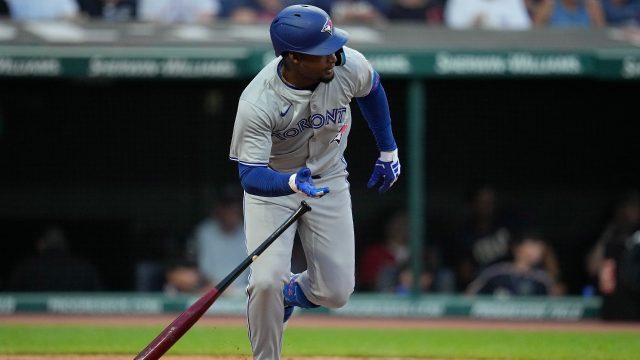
[335,48,345,66]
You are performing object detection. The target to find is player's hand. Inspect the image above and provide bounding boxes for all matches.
[289,167,330,198]
[368,148,400,193]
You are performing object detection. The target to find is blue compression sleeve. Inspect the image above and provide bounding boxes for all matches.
[356,71,397,151]
[238,164,295,197]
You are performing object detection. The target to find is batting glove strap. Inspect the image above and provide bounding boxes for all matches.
[368,148,401,193]
[289,167,330,198]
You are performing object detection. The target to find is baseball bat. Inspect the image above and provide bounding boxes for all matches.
[134,200,312,360]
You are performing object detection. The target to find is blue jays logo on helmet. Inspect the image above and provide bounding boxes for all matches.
[321,18,333,35]
[270,5,348,57]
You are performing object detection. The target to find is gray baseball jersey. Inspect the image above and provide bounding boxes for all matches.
[229,46,374,178]
[229,46,375,360]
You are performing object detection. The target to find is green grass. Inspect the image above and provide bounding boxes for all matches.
[0,325,639,360]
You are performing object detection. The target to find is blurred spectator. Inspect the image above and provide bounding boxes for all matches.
[445,0,532,30]
[587,190,640,320]
[524,0,545,16]
[221,0,332,20]
[599,229,640,320]
[6,0,79,21]
[533,0,606,27]
[542,242,566,294]
[78,0,137,21]
[587,190,640,280]
[8,227,102,291]
[186,185,248,294]
[138,0,219,23]
[0,0,10,18]
[602,0,640,26]
[228,0,283,23]
[331,0,388,25]
[359,209,435,293]
[303,0,334,14]
[386,0,444,23]
[467,232,559,296]
[454,185,519,289]
[164,258,210,294]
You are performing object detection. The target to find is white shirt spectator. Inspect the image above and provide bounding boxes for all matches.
[193,218,248,293]
[7,0,78,21]
[445,0,532,30]
[138,0,219,23]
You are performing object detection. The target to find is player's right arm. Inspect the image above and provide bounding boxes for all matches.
[229,99,328,198]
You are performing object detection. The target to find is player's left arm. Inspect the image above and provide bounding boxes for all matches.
[356,70,400,193]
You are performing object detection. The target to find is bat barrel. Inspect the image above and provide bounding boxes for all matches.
[133,201,311,360]
[134,288,221,360]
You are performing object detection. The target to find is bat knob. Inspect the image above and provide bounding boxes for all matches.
[300,200,312,213]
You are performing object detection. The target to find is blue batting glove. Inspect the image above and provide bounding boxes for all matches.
[289,167,330,198]
[367,149,400,193]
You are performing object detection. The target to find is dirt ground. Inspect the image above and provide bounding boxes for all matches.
[2,314,638,360]
[0,357,438,360]
[0,357,417,360]
[0,357,424,360]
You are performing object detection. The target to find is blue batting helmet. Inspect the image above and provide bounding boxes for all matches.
[270,4,348,57]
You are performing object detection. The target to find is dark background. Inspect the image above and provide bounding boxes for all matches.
[0,77,638,293]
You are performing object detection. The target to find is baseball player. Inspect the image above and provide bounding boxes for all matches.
[229,5,400,359]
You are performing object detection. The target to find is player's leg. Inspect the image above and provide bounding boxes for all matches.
[244,194,297,360]
[295,183,355,308]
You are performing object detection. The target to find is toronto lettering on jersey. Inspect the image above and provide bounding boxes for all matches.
[272,107,347,140]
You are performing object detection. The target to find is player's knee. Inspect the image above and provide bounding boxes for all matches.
[314,279,354,308]
[324,287,353,308]
[248,274,283,296]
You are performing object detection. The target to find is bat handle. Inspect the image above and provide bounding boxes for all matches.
[248,201,311,262]
[300,200,312,213]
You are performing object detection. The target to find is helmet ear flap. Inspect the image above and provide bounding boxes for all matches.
[335,47,345,66]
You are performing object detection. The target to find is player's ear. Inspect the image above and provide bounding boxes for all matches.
[288,52,302,65]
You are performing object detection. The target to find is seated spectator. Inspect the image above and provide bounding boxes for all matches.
[524,0,545,16]
[542,242,566,295]
[331,0,388,25]
[454,185,519,289]
[359,209,435,293]
[303,0,334,14]
[138,0,219,23]
[386,0,444,24]
[164,258,210,294]
[587,190,640,320]
[0,0,10,18]
[599,229,640,320]
[533,0,606,27]
[188,185,248,294]
[602,0,640,26]
[467,232,558,296]
[587,190,640,282]
[78,0,137,22]
[6,0,79,21]
[228,0,283,24]
[223,0,332,21]
[445,0,532,30]
[8,226,102,291]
